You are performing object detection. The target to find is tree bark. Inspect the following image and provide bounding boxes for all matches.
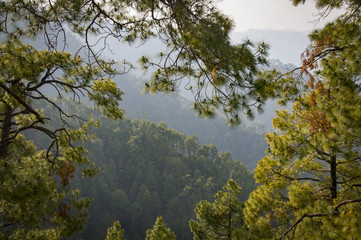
[330,155,337,199]
[0,103,13,158]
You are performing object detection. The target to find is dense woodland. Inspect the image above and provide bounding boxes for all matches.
[78,116,255,239]
[1,0,361,239]
[27,100,256,239]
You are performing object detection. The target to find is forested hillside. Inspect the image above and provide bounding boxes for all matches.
[82,118,254,239]
[116,75,267,170]
[110,58,296,170]
[26,100,256,239]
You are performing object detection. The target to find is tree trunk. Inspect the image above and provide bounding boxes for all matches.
[330,155,337,199]
[0,103,13,158]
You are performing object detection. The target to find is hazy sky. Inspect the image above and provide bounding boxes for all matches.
[216,0,343,32]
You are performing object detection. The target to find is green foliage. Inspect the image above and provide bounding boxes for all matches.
[52,105,256,240]
[145,216,176,240]
[0,0,273,125]
[243,2,361,239]
[244,89,361,239]
[0,137,60,240]
[0,134,92,239]
[0,39,104,237]
[189,179,246,240]
[105,221,125,240]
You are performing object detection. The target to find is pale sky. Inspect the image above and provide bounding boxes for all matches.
[216,0,344,33]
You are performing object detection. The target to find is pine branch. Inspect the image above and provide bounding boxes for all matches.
[278,198,361,240]
[0,82,44,123]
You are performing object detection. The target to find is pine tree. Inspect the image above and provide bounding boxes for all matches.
[145,216,176,240]
[190,179,246,240]
[244,1,361,239]
[105,221,125,240]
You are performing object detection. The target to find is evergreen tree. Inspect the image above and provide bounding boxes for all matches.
[0,21,122,240]
[105,221,125,240]
[145,216,176,240]
[190,179,245,240]
[244,1,361,239]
